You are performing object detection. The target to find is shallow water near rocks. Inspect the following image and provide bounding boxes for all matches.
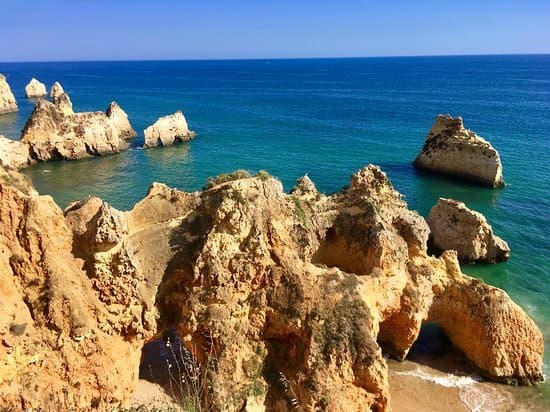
[1,56,549,409]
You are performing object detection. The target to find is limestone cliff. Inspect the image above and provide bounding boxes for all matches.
[427,198,510,263]
[20,84,136,162]
[0,73,18,114]
[143,110,196,148]
[25,78,48,98]
[413,115,505,187]
[0,165,543,411]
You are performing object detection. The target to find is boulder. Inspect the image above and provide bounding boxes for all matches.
[0,74,17,114]
[24,78,47,98]
[0,165,543,411]
[427,198,510,263]
[143,110,195,148]
[413,115,505,187]
[0,135,31,170]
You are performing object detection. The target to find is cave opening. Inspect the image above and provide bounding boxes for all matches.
[405,321,477,378]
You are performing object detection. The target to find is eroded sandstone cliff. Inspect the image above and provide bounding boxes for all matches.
[0,165,543,411]
[414,115,505,187]
[0,74,18,114]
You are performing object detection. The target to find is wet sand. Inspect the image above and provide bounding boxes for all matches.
[388,358,548,412]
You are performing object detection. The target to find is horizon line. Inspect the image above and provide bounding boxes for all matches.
[1,52,549,65]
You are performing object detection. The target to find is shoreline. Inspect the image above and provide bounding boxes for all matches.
[388,359,549,412]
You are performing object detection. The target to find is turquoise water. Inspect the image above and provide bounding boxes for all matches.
[1,56,549,407]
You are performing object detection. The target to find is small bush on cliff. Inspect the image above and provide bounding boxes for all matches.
[291,196,307,226]
[203,170,251,189]
[255,170,271,181]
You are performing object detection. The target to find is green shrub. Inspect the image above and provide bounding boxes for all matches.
[203,170,251,189]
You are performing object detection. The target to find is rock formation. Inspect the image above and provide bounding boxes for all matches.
[0,165,543,411]
[50,81,74,115]
[427,198,510,263]
[143,110,196,148]
[24,78,47,98]
[0,74,18,114]
[106,101,136,139]
[0,135,31,170]
[19,83,136,162]
[413,115,505,188]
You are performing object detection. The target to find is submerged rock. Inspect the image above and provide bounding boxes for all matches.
[0,74,17,114]
[20,84,135,163]
[0,165,543,411]
[24,78,47,98]
[413,114,505,187]
[427,198,510,263]
[143,110,195,148]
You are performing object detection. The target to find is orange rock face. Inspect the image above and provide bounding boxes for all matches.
[0,165,543,411]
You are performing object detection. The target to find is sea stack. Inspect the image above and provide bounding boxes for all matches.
[24,78,47,98]
[20,83,136,162]
[143,110,196,148]
[413,114,505,187]
[427,198,510,263]
[0,73,18,114]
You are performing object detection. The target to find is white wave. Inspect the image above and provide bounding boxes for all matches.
[395,367,511,412]
[394,368,481,387]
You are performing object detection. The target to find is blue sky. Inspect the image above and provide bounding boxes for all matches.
[1,0,549,62]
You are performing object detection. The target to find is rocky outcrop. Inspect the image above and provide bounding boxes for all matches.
[106,102,137,139]
[0,167,145,411]
[413,115,505,187]
[0,165,543,411]
[25,78,47,98]
[0,135,31,170]
[0,74,17,114]
[427,198,510,263]
[143,110,195,148]
[49,81,74,115]
[20,84,136,162]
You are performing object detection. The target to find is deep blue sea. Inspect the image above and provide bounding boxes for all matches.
[1,56,549,409]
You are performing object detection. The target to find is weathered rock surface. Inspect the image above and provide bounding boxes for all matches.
[24,78,47,98]
[106,101,137,139]
[20,84,136,162]
[50,81,74,115]
[427,198,510,263]
[0,167,145,411]
[0,165,543,411]
[0,135,31,170]
[414,115,505,187]
[0,74,18,114]
[143,110,196,148]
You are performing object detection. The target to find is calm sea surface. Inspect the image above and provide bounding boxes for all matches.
[1,56,549,409]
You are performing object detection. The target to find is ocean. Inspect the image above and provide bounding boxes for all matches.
[0,55,549,410]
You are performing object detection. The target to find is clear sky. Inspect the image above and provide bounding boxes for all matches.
[1,0,549,62]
